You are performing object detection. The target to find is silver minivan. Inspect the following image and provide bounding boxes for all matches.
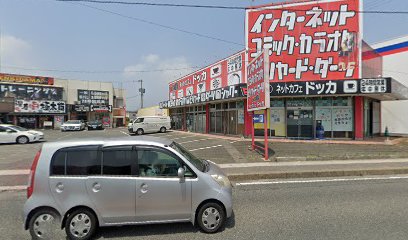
[23,136,233,240]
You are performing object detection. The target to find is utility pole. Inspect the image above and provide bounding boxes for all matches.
[135,79,145,109]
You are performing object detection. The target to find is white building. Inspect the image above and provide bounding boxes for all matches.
[373,36,408,135]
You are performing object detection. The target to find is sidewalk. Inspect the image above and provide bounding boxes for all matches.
[220,158,408,181]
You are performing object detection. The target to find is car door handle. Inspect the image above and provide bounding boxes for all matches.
[140,183,148,194]
[56,182,64,193]
[92,183,101,192]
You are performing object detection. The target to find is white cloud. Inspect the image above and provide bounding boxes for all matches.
[123,54,193,110]
[145,54,160,64]
[0,34,34,68]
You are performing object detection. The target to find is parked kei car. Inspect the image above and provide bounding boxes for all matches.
[24,136,233,240]
[87,120,104,130]
[60,120,86,131]
[128,116,171,135]
[0,124,44,144]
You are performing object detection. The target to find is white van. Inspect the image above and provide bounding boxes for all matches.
[128,116,171,135]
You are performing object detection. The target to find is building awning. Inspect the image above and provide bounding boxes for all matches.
[159,78,408,109]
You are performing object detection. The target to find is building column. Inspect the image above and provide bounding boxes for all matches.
[205,104,210,134]
[354,96,364,140]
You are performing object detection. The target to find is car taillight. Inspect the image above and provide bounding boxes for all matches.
[27,150,41,199]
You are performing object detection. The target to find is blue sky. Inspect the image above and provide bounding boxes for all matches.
[1,0,407,110]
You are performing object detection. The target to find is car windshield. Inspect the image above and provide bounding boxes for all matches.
[134,118,144,123]
[89,121,101,124]
[66,120,81,124]
[170,142,205,172]
[8,126,28,131]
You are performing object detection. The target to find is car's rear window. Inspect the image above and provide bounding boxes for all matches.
[50,146,101,176]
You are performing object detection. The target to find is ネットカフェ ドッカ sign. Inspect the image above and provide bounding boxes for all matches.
[269,78,391,96]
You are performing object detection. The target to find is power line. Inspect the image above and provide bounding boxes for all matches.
[56,0,245,9]
[58,1,245,47]
[56,0,408,14]
[2,65,201,73]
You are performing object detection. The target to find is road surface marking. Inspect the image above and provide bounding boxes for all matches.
[235,175,408,186]
[56,133,72,140]
[0,185,26,192]
[179,138,213,144]
[219,158,408,168]
[171,136,197,140]
[0,170,30,176]
[189,145,223,152]
[120,131,130,136]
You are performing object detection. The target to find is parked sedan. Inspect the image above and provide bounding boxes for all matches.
[0,124,44,144]
[87,120,104,130]
[61,120,86,131]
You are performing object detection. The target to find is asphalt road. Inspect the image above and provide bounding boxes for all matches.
[2,176,408,240]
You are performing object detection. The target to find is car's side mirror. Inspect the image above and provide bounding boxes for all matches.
[178,167,185,183]
[6,129,13,133]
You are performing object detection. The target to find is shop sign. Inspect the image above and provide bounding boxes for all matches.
[247,50,270,111]
[169,51,246,100]
[246,0,361,82]
[253,114,264,123]
[14,99,66,114]
[0,73,54,85]
[74,105,90,112]
[270,78,391,97]
[90,105,112,112]
[0,83,63,101]
[161,84,247,108]
[78,90,109,105]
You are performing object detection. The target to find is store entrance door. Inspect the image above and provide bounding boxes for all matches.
[287,109,314,139]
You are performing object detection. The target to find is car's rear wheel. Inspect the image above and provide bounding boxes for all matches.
[29,209,60,239]
[136,128,144,135]
[197,202,225,233]
[17,136,29,144]
[160,127,166,133]
[65,208,97,240]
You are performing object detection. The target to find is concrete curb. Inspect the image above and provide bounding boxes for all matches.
[227,168,408,182]
[170,130,406,146]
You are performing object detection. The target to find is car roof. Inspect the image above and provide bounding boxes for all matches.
[44,136,173,149]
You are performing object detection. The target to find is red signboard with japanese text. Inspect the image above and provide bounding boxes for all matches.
[0,73,54,85]
[247,51,270,111]
[246,0,362,82]
[169,51,246,100]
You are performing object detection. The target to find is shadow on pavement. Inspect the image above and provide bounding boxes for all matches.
[94,212,235,239]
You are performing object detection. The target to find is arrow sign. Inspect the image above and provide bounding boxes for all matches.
[253,114,264,123]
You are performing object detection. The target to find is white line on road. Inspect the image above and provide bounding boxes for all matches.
[178,138,213,144]
[0,170,30,176]
[189,145,223,152]
[56,133,72,140]
[170,136,197,140]
[235,175,408,186]
[120,131,130,136]
[0,185,26,192]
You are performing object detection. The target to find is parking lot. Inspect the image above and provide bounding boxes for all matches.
[0,128,254,171]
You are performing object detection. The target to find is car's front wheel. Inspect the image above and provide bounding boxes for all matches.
[197,202,226,233]
[136,128,144,135]
[17,136,29,144]
[160,127,166,133]
[65,208,97,240]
